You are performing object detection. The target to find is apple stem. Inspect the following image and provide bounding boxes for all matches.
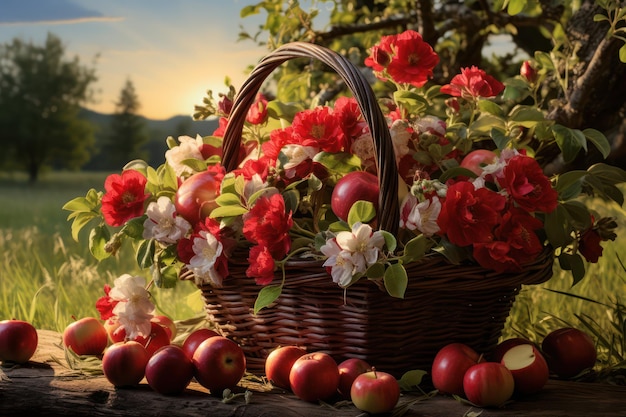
[372,366,377,378]
[477,353,485,363]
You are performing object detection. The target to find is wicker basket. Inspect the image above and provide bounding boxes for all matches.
[198,42,554,378]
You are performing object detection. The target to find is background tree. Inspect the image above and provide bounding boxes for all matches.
[235,0,626,171]
[103,78,149,168]
[0,33,98,182]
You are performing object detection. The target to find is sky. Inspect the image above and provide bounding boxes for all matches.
[0,0,275,119]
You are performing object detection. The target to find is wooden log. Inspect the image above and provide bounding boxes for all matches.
[1,330,625,416]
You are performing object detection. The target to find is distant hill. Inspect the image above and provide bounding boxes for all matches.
[79,108,219,170]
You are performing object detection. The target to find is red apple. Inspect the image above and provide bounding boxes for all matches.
[431,342,481,396]
[289,352,340,402]
[330,171,379,222]
[489,337,532,363]
[181,328,220,359]
[174,168,222,225]
[104,317,124,343]
[102,341,150,387]
[350,369,400,414]
[0,319,38,364]
[463,362,515,407]
[192,336,246,394]
[62,317,108,356]
[264,345,307,390]
[145,345,194,395]
[501,343,549,395]
[460,149,498,176]
[541,327,597,378]
[337,358,371,398]
[112,321,170,356]
[151,315,177,340]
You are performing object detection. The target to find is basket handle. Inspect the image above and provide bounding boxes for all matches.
[220,41,399,234]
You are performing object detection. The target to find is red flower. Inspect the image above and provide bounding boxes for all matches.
[386,30,439,88]
[473,208,544,272]
[246,245,276,285]
[95,284,118,321]
[101,170,149,227]
[579,227,604,263]
[246,93,269,125]
[262,126,296,161]
[500,155,558,213]
[243,193,293,259]
[334,97,366,142]
[291,107,346,153]
[437,181,506,247]
[440,66,505,99]
[212,117,229,137]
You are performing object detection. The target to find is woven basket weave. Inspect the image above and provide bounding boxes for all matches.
[198,42,554,378]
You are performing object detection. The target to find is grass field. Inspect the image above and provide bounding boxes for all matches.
[1,170,625,373]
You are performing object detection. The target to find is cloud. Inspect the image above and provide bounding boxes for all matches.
[0,0,122,25]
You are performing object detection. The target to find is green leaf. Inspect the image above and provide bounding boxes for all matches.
[216,193,244,206]
[136,239,155,269]
[552,124,586,163]
[182,158,208,172]
[254,284,282,314]
[557,252,586,286]
[155,265,179,289]
[507,0,527,15]
[393,89,428,113]
[282,189,300,214]
[620,43,626,64]
[379,230,397,253]
[477,99,504,116]
[554,170,586,198]
[62,196,94,212]
[439,166,477,183]
[401,235,432,263]
[384,263,408,298]
[347,200,376,227]
[562,201,592,230]
[583,128,611,159]
[313,151,362,174]
[544,205,572,248]
[469,114,505,135]
[508,105,547,127]
[70,212,100,241]
[398,369,428,391]
[209,205,249,218]
[122,216,146,240]
[491,128,510,150]
[587,163,626,185]
[89,225,111,261]
[266,100,302,121]
[366,262,385,279]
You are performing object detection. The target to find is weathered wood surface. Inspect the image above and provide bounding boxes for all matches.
[1,330,626,416]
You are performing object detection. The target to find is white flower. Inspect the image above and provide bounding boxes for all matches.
[321,238,362,287]
[412,115,446,136]
[321,222,385,287]
[243,173,267,201]
[400,194,441,236]
[390,119,411,158]
[109,274,155,340]
[189,230,224,287]
[280,144,318,178]
[350,133,376,171]
[143,196,191,244]
[165,134,204,177]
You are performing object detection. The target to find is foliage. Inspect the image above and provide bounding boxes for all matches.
[0,33,98,182]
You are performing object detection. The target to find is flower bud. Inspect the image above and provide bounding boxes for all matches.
[520,61,538,83]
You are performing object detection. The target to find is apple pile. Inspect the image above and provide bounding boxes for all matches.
[264,345,400,414]
[0,319,38,364]
[431,327,597,408]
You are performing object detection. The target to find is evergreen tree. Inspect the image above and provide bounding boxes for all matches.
[104,78,149,168]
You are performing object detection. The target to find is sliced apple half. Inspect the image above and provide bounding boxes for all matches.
[501,343,549,395]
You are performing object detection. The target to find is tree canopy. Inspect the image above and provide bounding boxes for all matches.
[234,0,626,170]
[0,33,98,182]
